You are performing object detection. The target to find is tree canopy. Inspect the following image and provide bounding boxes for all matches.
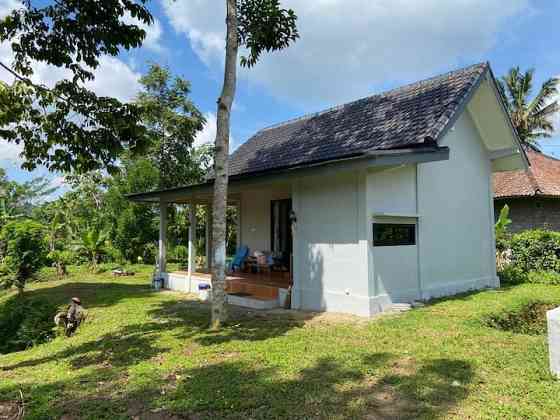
[136,63,207,188]
[0,0,154,173]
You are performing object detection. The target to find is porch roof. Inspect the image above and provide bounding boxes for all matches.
[126,145,449,203]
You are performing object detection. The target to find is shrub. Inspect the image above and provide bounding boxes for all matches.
[485,301,558,335]
[0,295,59,354]
[142,243,157,265]
[510,229,560,272]
[527,270,560,285]
[0,219,48,293]
[47,249,74,277]
[498,265,528,285]
[173,245,188,264]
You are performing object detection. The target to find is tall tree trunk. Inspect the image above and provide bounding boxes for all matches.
[211,0,238,329]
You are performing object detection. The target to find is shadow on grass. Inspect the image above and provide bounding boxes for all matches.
[1,352,474,419]
[10,281,154,309]
[1,320,173,371]
[0,281,155,355]
[165,354,474,419]
[148,298,313,346]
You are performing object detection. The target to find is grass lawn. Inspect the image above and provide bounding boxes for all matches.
[1,266,559,419]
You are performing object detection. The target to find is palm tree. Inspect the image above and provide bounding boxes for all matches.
[498,67,559,144]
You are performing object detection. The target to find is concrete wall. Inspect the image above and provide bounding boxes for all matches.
[417,111,497,298]
[291,111,497,316]
[291,171,370,316]
[239,185,291,253]
[494,198,560,233]
[367,166,419,305]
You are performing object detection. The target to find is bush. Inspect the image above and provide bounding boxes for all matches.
[0,295,59,354]
[510,229,560,272]
[142,243,157,265]
[498,265,528,285]
[527,270,560,285]
[0,219,48,293]
[172,245,188,264]
[485,301,558,335]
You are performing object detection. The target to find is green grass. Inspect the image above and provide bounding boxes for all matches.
[1,267,560,419]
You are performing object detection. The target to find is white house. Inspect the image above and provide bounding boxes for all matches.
[128,62,527,317]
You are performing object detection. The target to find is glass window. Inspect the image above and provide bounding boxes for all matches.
[373,223,416,246]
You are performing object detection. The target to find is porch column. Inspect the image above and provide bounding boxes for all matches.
[235,201,241,250]
[158,201,168,275]
[206,204,213,272]
[188,203,197,282]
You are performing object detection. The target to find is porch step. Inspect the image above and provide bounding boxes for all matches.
[227,293,280,310]
[390,303,413,312]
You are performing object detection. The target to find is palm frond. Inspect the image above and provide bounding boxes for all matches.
[528,77,558,114]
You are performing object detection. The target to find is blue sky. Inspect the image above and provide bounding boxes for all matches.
[1,0,560,190]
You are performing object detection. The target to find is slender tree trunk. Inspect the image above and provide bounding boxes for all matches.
[211,0,238,329]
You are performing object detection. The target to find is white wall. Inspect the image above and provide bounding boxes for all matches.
[417,111,497,298]
[239,185,290,253]
[292,171,370,316]
[366,166,419,304]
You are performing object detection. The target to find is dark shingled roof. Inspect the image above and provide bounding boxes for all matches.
[228,62,489,177]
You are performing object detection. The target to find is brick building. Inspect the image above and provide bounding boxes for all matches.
[494,146,560,232]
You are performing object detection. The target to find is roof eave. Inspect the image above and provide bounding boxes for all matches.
[127,146,449,203]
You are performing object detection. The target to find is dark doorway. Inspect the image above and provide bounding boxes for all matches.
[271,199,292,268]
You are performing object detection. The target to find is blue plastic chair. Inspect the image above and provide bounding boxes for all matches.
[230,245,249,272]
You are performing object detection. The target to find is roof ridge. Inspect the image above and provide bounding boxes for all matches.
[423,62,488,142]
[255,62,488,135]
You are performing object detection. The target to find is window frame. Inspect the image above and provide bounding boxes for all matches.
[372,222,416,247]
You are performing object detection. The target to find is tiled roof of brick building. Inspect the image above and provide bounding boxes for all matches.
[494,146,560,199]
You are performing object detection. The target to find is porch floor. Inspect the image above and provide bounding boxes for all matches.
[171,270,291,300]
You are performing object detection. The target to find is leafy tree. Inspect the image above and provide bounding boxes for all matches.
[136,63,206,188]
[1,173,56,228]
[0,0,153,173]
[104,157,159,262]
[498,67,559,144]
[209,0,299,328]
[0,219,47,293]
[75,225,109,270]
[42,200,72,276]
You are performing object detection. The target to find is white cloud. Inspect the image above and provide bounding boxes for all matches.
[123,14,165,54]
[0,141,22,164]
[194,112,216,147]
[85,56,142,102]
[194,112,238,149]
[0,1,143,103]
[162,0,530,107]
[0,0,20,18]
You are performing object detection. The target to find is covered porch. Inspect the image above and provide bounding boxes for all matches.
[143,180,294,309]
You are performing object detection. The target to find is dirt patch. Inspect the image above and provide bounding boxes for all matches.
[485,301,558,335]
[0,400,23,420]
[366,384,419,420]
[390,357,417,376]
[126,400,184,420]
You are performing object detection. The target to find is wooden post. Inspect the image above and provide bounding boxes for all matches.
[158,201,168,275]
[188,203,197,284]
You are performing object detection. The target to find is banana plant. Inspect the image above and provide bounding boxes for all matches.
[74,226,109,270]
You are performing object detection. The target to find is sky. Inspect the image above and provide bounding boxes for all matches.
[1,0,560,195]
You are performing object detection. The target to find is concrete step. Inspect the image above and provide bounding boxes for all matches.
[227,293,280,310]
